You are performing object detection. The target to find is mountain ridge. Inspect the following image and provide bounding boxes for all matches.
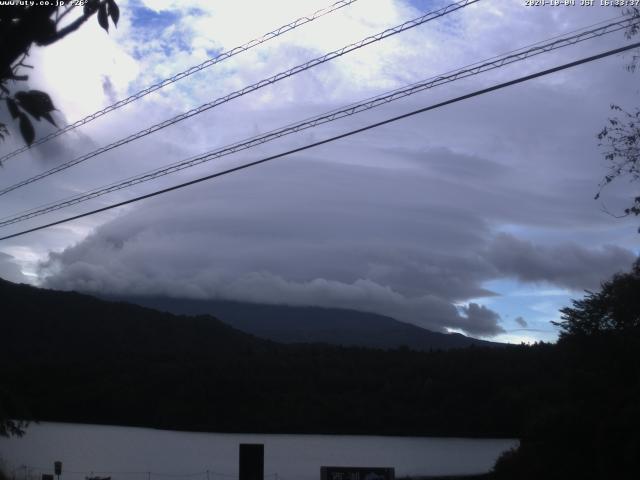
[0,277,528,438]
[106,295,502,350]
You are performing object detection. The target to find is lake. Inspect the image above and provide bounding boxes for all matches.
[0,423,518,480]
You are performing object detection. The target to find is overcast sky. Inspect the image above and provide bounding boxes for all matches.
[1,0,638,343]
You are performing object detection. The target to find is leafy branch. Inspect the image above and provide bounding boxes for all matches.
[595,7,640,220]
[0,0,120,149]
[596,104,640,217]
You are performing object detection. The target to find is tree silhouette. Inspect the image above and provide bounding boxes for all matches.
[553,258,640,337]
[0,0,120,437]
[493,258,640,479]
[0,386,29,438]
[596,7,640,220]
[0,0,120,148]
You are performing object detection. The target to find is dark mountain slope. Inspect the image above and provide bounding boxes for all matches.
[0,278,268,360]
[1,278,543,437]
[114,296,500,350]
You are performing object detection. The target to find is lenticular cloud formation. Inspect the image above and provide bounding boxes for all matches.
[39,158,636,338]
[1,0,638,343]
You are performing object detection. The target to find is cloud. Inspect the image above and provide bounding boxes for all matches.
[42,257,504,337]
[2,0,640,345]
[38,157,507,337]
[514,316,528,328]
[484,233,637,291]
[35,142,636,339]
[459,303,504,337]
[102,76,118,104]
[0,253,28,284]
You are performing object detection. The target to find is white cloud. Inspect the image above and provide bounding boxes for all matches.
[0,252,28,284]
[1,0,638,342]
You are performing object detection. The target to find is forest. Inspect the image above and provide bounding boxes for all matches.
[2,2,640,479]
[1,260,640,477]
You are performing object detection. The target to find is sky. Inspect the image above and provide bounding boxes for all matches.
[0,0,639,343]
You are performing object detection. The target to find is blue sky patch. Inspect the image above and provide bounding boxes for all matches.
[130,1,182,32]
[128,1,196,60]
[405,0,448,12]
[477,278,571,341]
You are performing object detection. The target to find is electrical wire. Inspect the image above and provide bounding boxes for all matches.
[0,16,634,228]
[0,0,359,164]
[1,41,637,242]
[0,0,479,197]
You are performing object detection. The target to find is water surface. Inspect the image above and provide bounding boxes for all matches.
[0,423,518,480]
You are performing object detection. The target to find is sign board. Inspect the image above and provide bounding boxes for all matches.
[54,462,62,476]
[239,444,264,480]
[321,467,395,480]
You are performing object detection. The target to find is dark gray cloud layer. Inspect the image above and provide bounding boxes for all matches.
[40,153,637,337]
[515,316,528,328]
[2,2,639,342]
[0,253,27,284]
[484,233,636,291]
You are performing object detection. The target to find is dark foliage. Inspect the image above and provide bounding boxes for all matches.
[3,269,639,478]
[0,0,119,148]
[400,477,489,480]
[492,260,640,479]
[554,258,640,337]
[0,386,29,437]
[116,296,500,351]
[597,105,640,217]
[595,7,640,220]
[0,278,549,438]
[492,330,640,479]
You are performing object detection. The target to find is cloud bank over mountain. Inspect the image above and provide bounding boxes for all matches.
[1,0,638,340]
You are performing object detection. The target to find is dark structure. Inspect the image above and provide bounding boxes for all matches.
[239,444,264,480]
[321,467,395,480]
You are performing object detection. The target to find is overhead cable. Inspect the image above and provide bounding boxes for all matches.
[0,0,360,164]
[0,0,480,196]
[1,41,638,242]
[0,16,635,228]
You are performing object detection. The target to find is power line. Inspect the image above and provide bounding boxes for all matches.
[1,41,638,242]
[0,0,479,197]
[0,0,359,164]
[0,16,635,228]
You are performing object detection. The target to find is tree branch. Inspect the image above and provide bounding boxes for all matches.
[56,4,77,25]
[38,1,106,46]
[38,13,90,46]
